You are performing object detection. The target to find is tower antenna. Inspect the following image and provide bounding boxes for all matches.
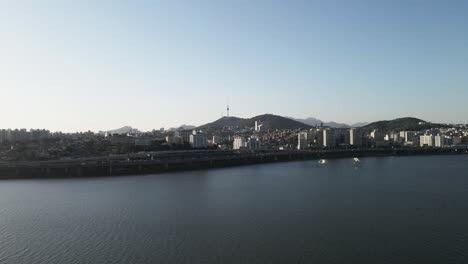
[227,105,230,117]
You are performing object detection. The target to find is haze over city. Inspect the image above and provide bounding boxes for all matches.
[1,0,468,132]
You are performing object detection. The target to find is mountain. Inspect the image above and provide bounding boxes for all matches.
[197,117,246,131]
[290,117,323,127]
[290,117,368,128]
[178,124,196,130]
[363,117,445,133]
[252,114,313,130]
[351,122,370,127]
[197,114,312,131]
[103,126,140,135]
[324,121,350,128]
[168,124,196,131]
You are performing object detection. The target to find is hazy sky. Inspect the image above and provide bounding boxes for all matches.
[1,0,467,132]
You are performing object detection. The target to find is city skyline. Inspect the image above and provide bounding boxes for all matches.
[2,1,468,132]
[0,113,465,134]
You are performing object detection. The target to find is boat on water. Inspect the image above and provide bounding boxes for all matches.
[353,157,360,162]
[318,159,327,164]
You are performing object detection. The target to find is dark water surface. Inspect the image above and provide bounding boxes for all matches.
[1,155,468,263]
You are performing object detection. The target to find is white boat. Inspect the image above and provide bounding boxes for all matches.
[353,157,360,162]
[318,159,327,164]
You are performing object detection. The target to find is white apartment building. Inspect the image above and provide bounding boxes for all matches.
[400,131,416,143]
[297,131,308,150]
[434,135,445,147]
[420,135,435,147]
[348,128,362,146]
[323,128,336,147]
[233,136,246,150]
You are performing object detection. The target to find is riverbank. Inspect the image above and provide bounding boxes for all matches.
[0,147,466,179]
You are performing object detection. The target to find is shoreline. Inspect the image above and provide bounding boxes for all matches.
[0,148,466,180]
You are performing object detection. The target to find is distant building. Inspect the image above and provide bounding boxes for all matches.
[399,131,405,139]
[134,138,153,146]
[247,136,261,150]
[297,131,308,150]
[400,131,416,143]
[177,130,193,143]
[316,128,324,147]
[308,129,317,142]
[420,135,435,147]
[434,135,445,147]
[453,136,463,145]
[110,135,134,145]
[166,135,182,145]
[348,128,362,146]
[323,128,336,147]
[0,128,52,143]
[370,129,385,147]
[233,136,246,150]
[255,121,263,132]
[212,136,224,145]
[190,131,207,148]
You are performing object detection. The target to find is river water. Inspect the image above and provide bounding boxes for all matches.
[1,155,467,263]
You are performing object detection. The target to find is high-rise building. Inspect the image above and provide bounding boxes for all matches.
[190,131,207,148]
[233,136,246,150]
[323,128,336,147]
[308,129,317,142]
[370,129,385,147]
[399,131,406,139]
[348,128,362,146]
[400,131,416,143]
[0,128,53,143]
[247,136,261,150]
[434,135,445,147]
[177,130,193,143]
[316,128,324,147]
[390,133,401,144]
[297,131,308,150]
[420,135,435,147]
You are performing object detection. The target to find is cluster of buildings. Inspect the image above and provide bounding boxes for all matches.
[1,121,467,162]
[296,127,365,149]
[166,123,263,150]
[108,134,156,146]
[366,127,465,148]
[418,133,463,147]
[233,136,261,150]
[0,129,59,144]
[295,126,467,150]
[167,123,467,151]
[166,130,208,148]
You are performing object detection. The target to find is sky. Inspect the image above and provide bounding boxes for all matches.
[1,0,468,132]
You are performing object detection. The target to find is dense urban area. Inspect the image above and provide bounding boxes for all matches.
[1,115,467,162]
